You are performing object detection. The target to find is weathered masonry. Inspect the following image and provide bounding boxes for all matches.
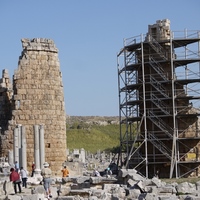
[0,38,67,173]
[117,19,200,178]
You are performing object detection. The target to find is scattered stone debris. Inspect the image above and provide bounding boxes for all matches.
[0,167,200,200]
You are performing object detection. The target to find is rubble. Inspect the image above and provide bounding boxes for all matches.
[0,167,200,200]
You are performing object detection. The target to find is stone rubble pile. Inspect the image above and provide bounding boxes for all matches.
[0,169,200,200]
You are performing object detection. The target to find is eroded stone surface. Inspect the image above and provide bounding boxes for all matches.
[0,38,66,174]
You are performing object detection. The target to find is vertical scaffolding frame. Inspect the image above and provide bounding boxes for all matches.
[117,27,200,178]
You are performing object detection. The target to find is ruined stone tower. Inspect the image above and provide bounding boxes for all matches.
[0,38,67,173]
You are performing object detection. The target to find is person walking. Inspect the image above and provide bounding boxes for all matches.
[61,166,69,177]
[41,162,52,199]
[10,168,21,194]
[20,167,27,188]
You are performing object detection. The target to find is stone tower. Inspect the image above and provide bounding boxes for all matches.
[1,38,67,173]
[117,19,200,178]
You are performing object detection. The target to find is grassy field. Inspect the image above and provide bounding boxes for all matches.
[66,119,200,183]
[66,123,121,154]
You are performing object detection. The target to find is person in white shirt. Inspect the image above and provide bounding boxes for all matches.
[20,167,27,188]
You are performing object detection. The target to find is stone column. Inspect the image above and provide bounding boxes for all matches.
[34,125,41,174]
[18,125,22,168]
[109,152,112,162]
[80,148,85,163]
[21,126,27,170]
[66,149,69,156]
[18,124,22,148]
[14,127,19,164]
[39,125,45,169]
[8,150,14,166]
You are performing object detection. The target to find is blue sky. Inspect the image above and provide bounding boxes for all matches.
[0,1,199,116]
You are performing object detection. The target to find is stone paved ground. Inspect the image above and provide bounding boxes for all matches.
[3,183,59,200]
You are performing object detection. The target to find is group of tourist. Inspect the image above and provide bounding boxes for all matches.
[9,161,29,194]
[9,160,70,199]
[93,167,113,177]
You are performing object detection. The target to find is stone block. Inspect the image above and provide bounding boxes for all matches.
[151,177,162,187]
[103,183,120,191]
[126,188,141,199]
[158,194,178,200]
[127,178,137,187]
[90,189,104,198]
[71,182,90,190]
[57,197,75,200]
[4,195,22,200]
[59,185,71,196]
[0,186,4,196]
[77,177,90,185]
[31,185,45,194]
[4,181,15,195]
[157,186,177,194]
[23,194,45,200]
[176,182,197,194]
[88,197,98,200]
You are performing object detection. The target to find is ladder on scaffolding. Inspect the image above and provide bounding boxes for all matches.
[148,132,172,160]
[148,35,168,61]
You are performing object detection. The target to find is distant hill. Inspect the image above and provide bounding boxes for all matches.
[66,116,121,154]
[66,115,120,125]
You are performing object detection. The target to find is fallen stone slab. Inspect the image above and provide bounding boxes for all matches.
[23,193,45,200]
[90,189,105,199]
[62,177,71,184]
[88,196,98,200]
[118,169,145,180]
[178,194,200,200]
[31,185,45,194]
[57,196,80,200]
[58,185,71,196]
[103,183,126,199]
[158,194,178,200]
[144,185,159,193]
[127,178,137,187]
[157,185,177,194]
[3,180,15,195]
[70,182,90,190]
[69,189,91,198]
[2,194,22,200]
[90,176,117,184]
[136,180,145,192]
[176,182,197,194]
[126,188,141,199]
[151,177,163,187]
[76,176,90,184]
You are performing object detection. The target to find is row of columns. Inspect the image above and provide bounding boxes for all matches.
[9,125,45,173]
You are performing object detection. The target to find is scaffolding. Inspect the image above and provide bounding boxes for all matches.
[117,19,200,178]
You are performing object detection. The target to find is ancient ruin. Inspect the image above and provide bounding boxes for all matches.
[117,19,200,178]
[0,38,67,174]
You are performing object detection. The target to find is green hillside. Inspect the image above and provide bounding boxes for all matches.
[66,122,121,154]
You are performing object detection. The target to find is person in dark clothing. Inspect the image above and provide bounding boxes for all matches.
[10,168,21,194]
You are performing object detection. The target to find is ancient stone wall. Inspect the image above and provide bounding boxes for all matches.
[0,69,13,130]
[1,38,67,174]
[0,70,13,156]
